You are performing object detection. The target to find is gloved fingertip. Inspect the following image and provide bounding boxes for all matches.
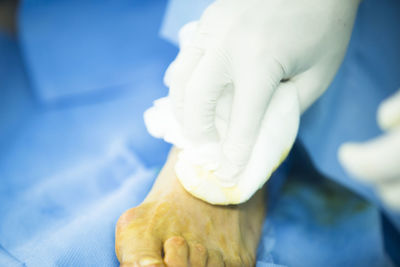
[377,89,400,131]
[178,21,199,48]
[338,143,365,177]
[164,60,176,87]
[377,102,393,131]
[338,143,356,164]
[377,184,400,211]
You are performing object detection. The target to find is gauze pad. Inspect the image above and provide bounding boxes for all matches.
[144,83,300,205]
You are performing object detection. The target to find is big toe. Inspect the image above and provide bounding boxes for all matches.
[117,234,164,267]
[116,213,164,266]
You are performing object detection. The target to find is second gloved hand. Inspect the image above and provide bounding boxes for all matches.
[339,90,400,211]
[167,0,361,184]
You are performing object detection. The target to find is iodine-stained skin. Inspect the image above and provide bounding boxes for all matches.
[115,148,266,267]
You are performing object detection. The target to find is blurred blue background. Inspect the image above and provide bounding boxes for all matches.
[0,0,399,266]
[1,0,176,265]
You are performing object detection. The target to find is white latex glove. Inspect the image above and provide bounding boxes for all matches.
[339,90,400,211]
[167,0,361,184]
[149,22,299,204]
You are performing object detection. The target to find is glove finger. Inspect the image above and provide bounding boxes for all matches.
[175,0,250,131]
[378,89,400,131]
[338,128,400,183]
[168,46,204,123]
[164,21,200,88]
[178,21,199,48]
[377,181,400,211]
[183,48,231,143]
[164,60,176,88]
[216,60,284,182]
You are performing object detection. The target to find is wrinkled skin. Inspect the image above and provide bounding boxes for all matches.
[115,148,266,266]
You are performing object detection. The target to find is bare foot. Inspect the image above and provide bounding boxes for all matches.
[115,148,266,267]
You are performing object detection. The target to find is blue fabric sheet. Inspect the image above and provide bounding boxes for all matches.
[258,143,390,266]
[0,0,399,266]
[0,30,168,266]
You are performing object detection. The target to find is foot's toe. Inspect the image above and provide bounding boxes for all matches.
[116,208,165,267]
[118,249,164,267]
[188,242,208,266]
[163,236,189,267]
[207,250,224,267]
[121,244,164,267]
[116,230,164,266]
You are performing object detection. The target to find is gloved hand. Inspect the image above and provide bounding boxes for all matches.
[167,0,361,183]
[339,90,400,211]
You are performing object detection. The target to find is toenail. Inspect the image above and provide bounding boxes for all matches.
[139,257,162,266]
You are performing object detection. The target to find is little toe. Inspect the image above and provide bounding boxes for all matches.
[207,250,224,267]
[189,242,208,266]
[163,236,189,267]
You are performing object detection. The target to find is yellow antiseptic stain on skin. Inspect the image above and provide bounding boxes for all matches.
[177,147,291,205]
[179,164,243,205]
[178,148,293,205]
[221,186,242,204]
